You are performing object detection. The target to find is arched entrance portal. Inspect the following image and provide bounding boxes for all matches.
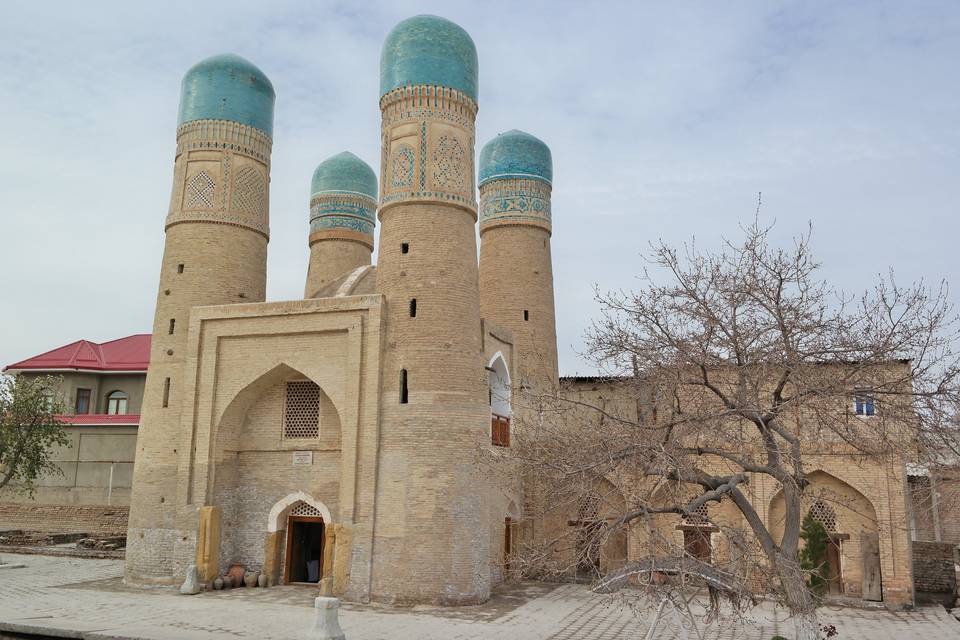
[267,493,334,585]
[284,502,325,584]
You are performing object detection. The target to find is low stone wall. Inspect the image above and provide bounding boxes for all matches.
[0,502,128,535]
[912,540,957,603]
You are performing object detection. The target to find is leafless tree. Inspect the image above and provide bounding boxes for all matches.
[506,219,960,640]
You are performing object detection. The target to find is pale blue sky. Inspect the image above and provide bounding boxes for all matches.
[1,1,958,375]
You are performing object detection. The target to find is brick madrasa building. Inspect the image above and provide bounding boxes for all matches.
[123,15,553,603]
[14,13,923,607]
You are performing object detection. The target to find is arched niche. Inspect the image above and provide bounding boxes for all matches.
[210,363,343,574]
[488,352,511,418]
[768,469,881,599]
[767,470,879,543]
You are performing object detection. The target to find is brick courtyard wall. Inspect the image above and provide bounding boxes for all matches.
[0,503,128,535]
[912,541,957,599]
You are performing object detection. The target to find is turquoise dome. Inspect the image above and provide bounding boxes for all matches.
[380,15,478,101]
[177,54,275,136]
[311,152,378,200]
[478,130,552,186]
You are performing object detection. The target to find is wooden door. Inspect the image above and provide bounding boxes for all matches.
[826,539,843,594]
[683,528,712,562]
[283,516,325,584]
[861,530,882,601]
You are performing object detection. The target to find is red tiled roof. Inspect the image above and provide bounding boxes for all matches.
[57,414,140,426]
[4,334,151,372]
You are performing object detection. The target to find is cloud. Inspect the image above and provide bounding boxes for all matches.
[1,0,958,376]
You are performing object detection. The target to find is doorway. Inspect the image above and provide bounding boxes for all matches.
[683,528,712,562]
[284,516,324,584]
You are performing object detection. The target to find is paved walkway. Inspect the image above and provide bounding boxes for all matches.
[0,554,957,639]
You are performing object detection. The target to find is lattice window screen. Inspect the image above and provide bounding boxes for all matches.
[578,494,601,522]
[808,500,838,532]
[290,502,323,518]
[284,380,320,439]
[683,501,710,525]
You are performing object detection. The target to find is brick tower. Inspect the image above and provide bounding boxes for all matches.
[372,15,492,603]
[125,54,275,583]
[304,152,377,297]
[478,130,558,386]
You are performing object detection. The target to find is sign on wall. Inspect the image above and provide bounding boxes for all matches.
[292,451,313,466]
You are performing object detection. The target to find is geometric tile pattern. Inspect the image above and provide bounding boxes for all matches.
[232,166,265,218]
[185,171,216,209]
[433,134,465,190]
[390,144,415,189]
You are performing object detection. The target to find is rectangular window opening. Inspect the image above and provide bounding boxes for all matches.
[855,389,876,416]
[75,388,91,415]
[523,310,529,321]
[401,242,409,254]
[168,318,176,335]
[162,377,170,408]
[400,369,409,404]
[409,298,417,318]
[177,263,184,274]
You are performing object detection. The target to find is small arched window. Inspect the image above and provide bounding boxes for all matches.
[106,391,128,415]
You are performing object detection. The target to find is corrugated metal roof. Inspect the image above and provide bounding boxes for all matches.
[4,334,150,372]
[57,413,140,426]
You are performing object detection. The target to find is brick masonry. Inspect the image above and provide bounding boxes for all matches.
[0,503,128,535]
[912,540,957,597]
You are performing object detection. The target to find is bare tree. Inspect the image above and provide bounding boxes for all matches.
[507,219,960,640]
[0,373,69,494]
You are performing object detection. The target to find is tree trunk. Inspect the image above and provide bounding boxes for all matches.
[777,552,819,640]
[793,611,820,640]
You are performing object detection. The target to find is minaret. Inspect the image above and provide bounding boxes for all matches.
[478,130,558,386]
[125,54,275,583]
[304,152,377,297]
[372,15,491,603]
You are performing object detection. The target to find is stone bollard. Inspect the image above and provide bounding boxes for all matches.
[180,564,201,595]
[306,596,346,640]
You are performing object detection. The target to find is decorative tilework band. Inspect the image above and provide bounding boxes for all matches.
[479,178,552,235]
[379,84,477,218]
[165,119,271,239]
[309,192,376,249]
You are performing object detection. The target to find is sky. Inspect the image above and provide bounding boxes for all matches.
[1,1,958,376]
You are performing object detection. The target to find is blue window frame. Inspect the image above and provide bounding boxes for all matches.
[855,390,876,416]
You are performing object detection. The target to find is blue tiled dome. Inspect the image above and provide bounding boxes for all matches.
[478,130,552,186]
[310,152,378,200]
[177,54,275,136]
[380,15,478,101]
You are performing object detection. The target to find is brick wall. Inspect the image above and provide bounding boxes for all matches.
[912,540,957,596]
[0,502,128,535]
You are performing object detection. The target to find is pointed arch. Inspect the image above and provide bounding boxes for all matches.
[268,491,333,532]
[488,351,511,418]
[767,469,879,540]
[216,362,343,432]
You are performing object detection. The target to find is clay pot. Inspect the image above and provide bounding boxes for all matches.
[257,573,268,588]
[243,572,258,588]
[220,575,233,589]
[227,563,245,587]
[213,577,224,590]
